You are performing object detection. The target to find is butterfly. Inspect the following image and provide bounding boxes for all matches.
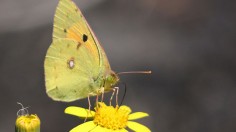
[44,0,119,102]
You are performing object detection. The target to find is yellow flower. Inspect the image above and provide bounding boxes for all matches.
[65,102,150,132]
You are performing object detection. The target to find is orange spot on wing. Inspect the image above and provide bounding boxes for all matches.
[67,28,81,42]
[66,24,100,65]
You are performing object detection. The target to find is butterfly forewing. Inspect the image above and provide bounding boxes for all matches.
[53,0,101,66]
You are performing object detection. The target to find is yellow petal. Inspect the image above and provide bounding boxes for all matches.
[65,106,95,118]
[119,105,132,113]
[128,112,149,120]
[117,129,129,132]
[70,121,95,132]
[127,121,151,132]
[91,125,128,132]
[90,125,109,132]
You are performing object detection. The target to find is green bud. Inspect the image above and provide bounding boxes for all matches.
[15,114,40,132]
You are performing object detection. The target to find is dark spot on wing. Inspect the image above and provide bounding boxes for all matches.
[83,34,88,42]
[64,29,67,33]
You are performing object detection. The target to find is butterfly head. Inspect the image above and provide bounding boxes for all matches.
[104,71,119,90]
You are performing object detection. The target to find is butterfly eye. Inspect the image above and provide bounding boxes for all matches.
[67,58,75,69]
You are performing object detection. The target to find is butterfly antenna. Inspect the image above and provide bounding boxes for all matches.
[119,82,127,106]
[117,71,152,75]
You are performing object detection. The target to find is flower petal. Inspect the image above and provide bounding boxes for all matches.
[65,106,95,118]
[70,121,95,132]
[91,125,128,132]
[119,105,132,113]
[128,112,149,120]
[117,129,129,132]
[127,121,151,132]
[90,125,110,132]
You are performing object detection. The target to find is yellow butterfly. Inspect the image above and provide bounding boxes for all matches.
[44,0,119,102]
[44,0,151,102]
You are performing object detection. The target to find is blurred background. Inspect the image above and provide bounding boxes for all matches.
[0,0,236,131]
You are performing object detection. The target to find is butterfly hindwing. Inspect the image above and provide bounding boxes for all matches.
[45,39,101,102]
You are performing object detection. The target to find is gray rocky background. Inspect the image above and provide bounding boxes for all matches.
[0,0,236,131]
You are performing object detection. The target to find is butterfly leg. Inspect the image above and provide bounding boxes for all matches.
[85,94,93,122]
[96,94,99,107]
[100,87,105,102]
[114,87,119,106]
[109,88,116,106]
[109,87,119,106]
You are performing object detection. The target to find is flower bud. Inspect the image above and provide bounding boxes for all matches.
[15,114,40,132]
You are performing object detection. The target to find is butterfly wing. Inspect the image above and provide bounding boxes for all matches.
[45,39,100,101]
[44,0,111,102]
[53,0,110,69]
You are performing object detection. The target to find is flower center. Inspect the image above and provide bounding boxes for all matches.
[93,103,131,130]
